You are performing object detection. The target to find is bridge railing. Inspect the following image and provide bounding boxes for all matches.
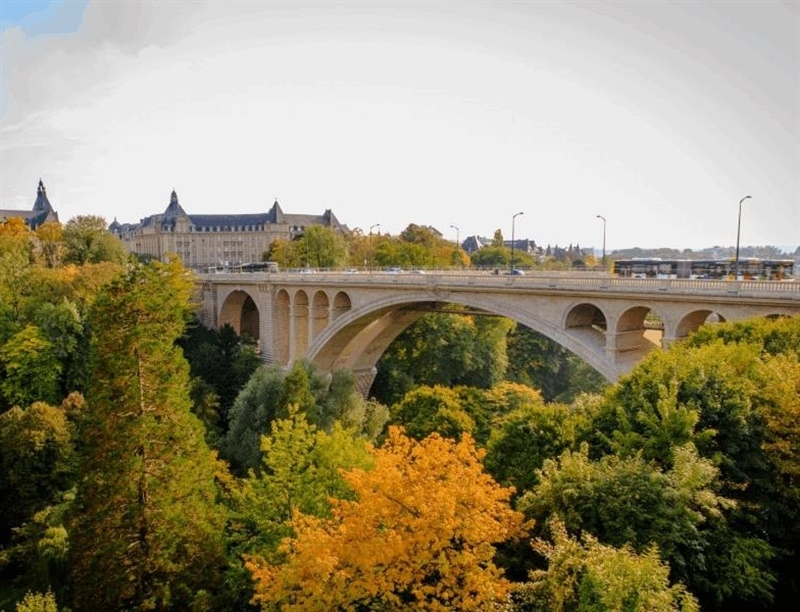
[197,269,799,300]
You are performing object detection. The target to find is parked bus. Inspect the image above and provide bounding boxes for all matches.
[240,261,279,273]
[612,258,795,280]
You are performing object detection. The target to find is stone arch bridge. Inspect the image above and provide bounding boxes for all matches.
[195,271,800,394]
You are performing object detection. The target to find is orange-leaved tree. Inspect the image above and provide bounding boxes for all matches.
[246,426,527,610]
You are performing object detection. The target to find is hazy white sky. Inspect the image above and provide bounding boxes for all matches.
[1,0,798,251]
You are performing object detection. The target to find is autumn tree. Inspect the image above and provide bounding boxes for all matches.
[34,221,64,269]
[264,237,302,269]
[0,218,34,332]
[67,259,226,610]
[246,427,526,610]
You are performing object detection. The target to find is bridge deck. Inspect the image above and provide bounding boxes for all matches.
[198,270,799,301]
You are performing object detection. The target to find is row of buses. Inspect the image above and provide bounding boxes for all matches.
[612,258,796,280]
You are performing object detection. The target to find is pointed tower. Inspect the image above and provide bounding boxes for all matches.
[164,189,187,218]
[33,179,52,212]
[267,198,285,224]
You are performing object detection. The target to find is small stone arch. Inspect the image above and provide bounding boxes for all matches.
[675,309,727,339]
[219,290,259,338]
[332,291,352,321]
[615,305,664,362]
[564,302,608,355]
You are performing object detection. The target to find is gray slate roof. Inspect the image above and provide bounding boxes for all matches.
[0,179,59,229]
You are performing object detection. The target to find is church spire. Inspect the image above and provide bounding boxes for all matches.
[33,179,51,212]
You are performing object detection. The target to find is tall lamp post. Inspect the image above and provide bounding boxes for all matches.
[450,224,460,250]
[450,224,460,266]
[510,211,524,273]
[734,196,752,280]
[369,223,380,271]
[596,214,606,269]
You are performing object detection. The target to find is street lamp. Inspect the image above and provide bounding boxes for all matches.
[510,211,524,273]
[734,196,752,280]
[369,223,380,272]
[450,224,461,268]
[450,224,460,250]
[596,215,606,269]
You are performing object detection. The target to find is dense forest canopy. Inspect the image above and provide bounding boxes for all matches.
[1,216,799,610]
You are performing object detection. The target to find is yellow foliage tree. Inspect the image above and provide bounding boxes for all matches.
[246,427,526,610]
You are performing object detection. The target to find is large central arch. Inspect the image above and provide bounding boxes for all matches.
[307,292,621,384]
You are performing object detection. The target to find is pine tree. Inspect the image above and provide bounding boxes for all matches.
[68,259,226,610]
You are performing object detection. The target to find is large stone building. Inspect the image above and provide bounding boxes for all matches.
[0,179,60,229]
[110,190,348,270]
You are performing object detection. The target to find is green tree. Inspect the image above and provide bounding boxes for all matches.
[492,229,504,247]
[224,362,388,476]
[62,215,126,265]
[0,401,76,544]
[390,384,475,441]
[372,311,513,405]
[584,315,800,609]
[68,259,226,610]
[0,325,62,410]
[31,300,86,399]
[506,323,606,402]
[235,407,374,555]
[223,364,294,475]
[515,516,699,611]
[470,245,508,269]
[301,225,349,269]
[318,368,389,439]
[518,443,775,608]
[484,400,588,494]
[179,320,262,431]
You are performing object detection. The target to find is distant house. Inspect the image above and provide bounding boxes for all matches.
[110,189,348,270]
[461,235,492,254]
[504,238,540,259]
[0,179,59,229]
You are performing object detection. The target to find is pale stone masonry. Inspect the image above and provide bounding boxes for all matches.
[110,190,348,270]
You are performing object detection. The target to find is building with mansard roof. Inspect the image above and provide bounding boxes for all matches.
[0,179,60,229]
[110,190,348,270]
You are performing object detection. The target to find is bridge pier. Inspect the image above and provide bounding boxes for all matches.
[352,366,378,398]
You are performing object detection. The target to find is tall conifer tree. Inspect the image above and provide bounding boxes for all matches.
[68,259,225,610]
